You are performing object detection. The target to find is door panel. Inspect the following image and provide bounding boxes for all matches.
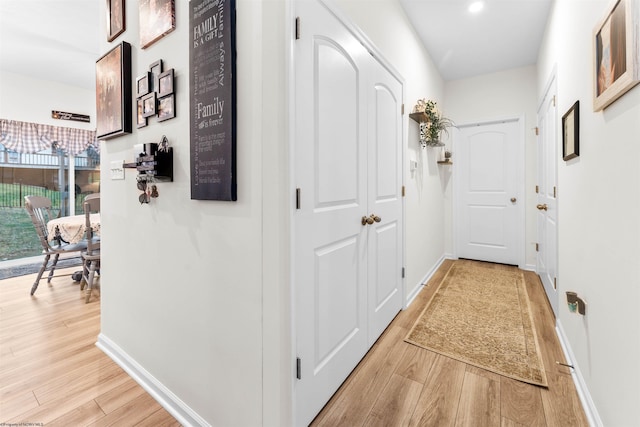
[537,81,558,315]
[367,59,403,345]
[457,121,520,265]
[294,1,369,424]
[316,41,359,208]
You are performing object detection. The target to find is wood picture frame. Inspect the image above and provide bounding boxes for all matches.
[139,0,176,49]
[149,59,163,92]
[137,98,147,128]
[106,0,126,42]
[158,68,174,97]
[158,94,176,122]
[96,41,132,140]
[562,101,580,161]
[141,92,157,118]
[136,72,151,98]
[593,0,640,111]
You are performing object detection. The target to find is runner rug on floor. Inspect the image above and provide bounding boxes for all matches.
[405,261,548,387]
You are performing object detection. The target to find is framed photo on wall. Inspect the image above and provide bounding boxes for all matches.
[593,0,640,111]
[158,94,176,122]
[158,68,174,97]
[96,41,132,140]
[139,0,176,49]
[107,0,126,42]
[562,101,579,161]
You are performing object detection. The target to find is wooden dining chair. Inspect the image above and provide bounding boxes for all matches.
[81,197,100,303]
[24,195,87,296]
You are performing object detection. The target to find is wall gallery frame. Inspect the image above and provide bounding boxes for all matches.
[96,41,132,140]
[562,101,579,161]
[139,0,176,49]
[106,0,126,42]
[593,0,640,111]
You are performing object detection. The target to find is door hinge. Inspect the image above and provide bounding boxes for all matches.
[553,186,557,198]
[402,185,405,197]
[535,243,539,252]
[296,357,302,379]
[402,267,405,278]
[535,185,539,194]
[296,188,301,209]
[553,277,557,289]
[534,127,539,136]
[295,17,301,40]
[401,104,405,115]
[552,95,556,107]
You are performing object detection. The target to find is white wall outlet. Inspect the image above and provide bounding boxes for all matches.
[110,160,125,180]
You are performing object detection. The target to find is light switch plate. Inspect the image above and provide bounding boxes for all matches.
[110,160,125,180]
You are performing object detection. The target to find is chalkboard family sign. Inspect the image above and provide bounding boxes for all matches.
[189,0,237,201]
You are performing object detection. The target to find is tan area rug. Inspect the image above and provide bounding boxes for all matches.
[405,261,548,387]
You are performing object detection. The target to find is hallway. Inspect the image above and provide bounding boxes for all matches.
[311,259,588,426]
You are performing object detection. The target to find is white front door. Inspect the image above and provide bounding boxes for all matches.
[293,1,403,425]
[536,80,558,315]
[455,120,522,266]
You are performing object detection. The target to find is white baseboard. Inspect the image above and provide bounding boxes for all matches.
[555,320,602,427]
[523,263,536,272]
[96,333,209,427]
[405,254,446,308]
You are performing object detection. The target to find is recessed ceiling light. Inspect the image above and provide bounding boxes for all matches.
[468,1,485,13]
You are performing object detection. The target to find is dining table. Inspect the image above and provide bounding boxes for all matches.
[47,213,101,246]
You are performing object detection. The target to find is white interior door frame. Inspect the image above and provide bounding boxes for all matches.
[452,115,526,268]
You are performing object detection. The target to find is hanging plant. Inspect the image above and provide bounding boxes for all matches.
[413,99,455,148]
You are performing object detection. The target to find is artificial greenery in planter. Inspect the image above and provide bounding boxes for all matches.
[413,99,455,148]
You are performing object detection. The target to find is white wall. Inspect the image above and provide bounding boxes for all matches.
[97,0,446,425]
[0,70,95,130]
[98,0,266,425]
[538,1,640,425]
[444,66,539,268]
[336,0,447,301]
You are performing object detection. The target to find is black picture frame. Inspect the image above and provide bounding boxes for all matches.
[149,59,163,92]
[137,98,147,128]
[139,0,176,49]
[158,94,176,122]
[106,0,126,42]
[136,72,151,98]
[158,68,174,97]
[141,92,157,117]
[96,41,132,140]
[562,101,580,161]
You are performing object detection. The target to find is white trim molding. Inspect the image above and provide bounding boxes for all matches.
[405,254,447,308]
[96,334,210,427]
[555,320,603,427]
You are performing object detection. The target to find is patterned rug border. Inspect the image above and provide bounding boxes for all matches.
[405,261,548,387]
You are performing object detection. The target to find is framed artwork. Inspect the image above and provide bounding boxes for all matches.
[158,68,174,97]
[562,101,579,161]
[149,59,163,91]
[142,92,157,117]
[107,0,126,42]
[158,94,176,122]
[96,41,132,140]
[593,0,640,111]
[137,99,147,128]
[136,72,151,98]
[139,0,176,49]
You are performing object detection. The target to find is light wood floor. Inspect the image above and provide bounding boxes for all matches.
[1,261,588,426]
[0,267,180,426]
[311,259,589,427]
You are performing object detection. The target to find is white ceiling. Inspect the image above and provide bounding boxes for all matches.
[400,0,553,81]
[0,0,100,90]
[0,0,552,90]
